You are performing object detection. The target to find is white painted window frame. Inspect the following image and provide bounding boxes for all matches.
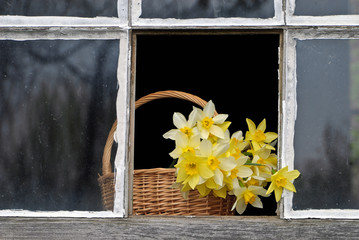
[286,0,359,26]
[130,0,284,27]
[1,0,359,219]
[281,29,359,219]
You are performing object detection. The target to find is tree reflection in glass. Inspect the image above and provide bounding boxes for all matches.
[0,40,118,211]
[141,0,274,19]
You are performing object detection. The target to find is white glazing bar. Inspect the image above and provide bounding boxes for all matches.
[0,28,124,40]
[0,210,120,218]
[280,29,297,219]
[0,16,125,28]
[281,29,359,219]
[113,31,131,217]
[131,0,284,27]
[118,0,129,23]
[287,15,359,26]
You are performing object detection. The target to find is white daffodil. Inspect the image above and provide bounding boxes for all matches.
[163,108,200,140]
[231,185,269,214]
[196,100,228,140]
[169,132,201,159]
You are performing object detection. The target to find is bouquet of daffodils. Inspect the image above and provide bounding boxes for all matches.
[163,100,300,214]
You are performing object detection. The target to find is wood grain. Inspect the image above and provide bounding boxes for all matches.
[0,216,358,239]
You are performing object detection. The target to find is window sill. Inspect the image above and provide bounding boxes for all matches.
[1,215,358,238]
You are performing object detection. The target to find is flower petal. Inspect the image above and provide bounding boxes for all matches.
[188,174,200,189]
[251,197,263,209]
[209,125,225,139]
[257,119,266,132]
[203,100,215,117]
[213,168,224,186]
[274,187,283,202]
[283,170,300,180]
[235,198,247,215]
[219,157,237,171]
[213,142,229,156]
[213,114,228,124]
[176,168,187,183]
[246,118,256,134]
[173,112,187,129]
[265,132,278,143]
[198,164,214,179]
[188,108,200,127]
[200,139,212,157]
[237,166,253,178]
[266,182,275,195]
[284,181,297,192]
[163,129,178,140]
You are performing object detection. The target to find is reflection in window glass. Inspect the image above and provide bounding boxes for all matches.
[0,0,117,17]
[0,40,118,211]
[294,0,359,16]
[293,39,359,210]
[140,0,274,19]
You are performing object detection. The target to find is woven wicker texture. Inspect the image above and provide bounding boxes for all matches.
[98,90,235,215]
[133,168,234,216]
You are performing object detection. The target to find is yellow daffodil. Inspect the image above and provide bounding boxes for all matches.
[169,132,201,159]
[245,118,278,151]
[199,139,236,187]
[196,100,228,139]
[266,166,300,202]
[175,152,214,189]
[163,109,200,140]
[231,185,269,214]
[227,130,249,159]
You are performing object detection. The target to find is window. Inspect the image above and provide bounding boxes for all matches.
[1,1,359,238]
[281,29,359,218]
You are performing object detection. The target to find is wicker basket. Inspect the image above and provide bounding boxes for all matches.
[98,90,235,215]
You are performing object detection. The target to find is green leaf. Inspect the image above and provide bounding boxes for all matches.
[244,163,264,166]
[238,180,245,188]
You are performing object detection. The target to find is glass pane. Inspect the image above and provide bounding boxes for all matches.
[140,0,274,19]
[293,39,359,210]
[294,0,359,16]
[0,40,118,211]
[0,0,117,17]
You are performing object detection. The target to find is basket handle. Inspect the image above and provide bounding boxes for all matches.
[101,90,214,176]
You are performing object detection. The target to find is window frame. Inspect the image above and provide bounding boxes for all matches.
[130,0,284,27]
[281,29,359,219]
[0,0,359,221]
[286,0,359,26]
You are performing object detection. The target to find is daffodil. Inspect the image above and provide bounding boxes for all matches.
[227,131,249,159]
[245,118,278,151]
[266,166,300,202]
[175,152,214,189]
[231,185,269,214]
[199,139,236,187]
[250,147,276,183]
[196,100,228,139]
[163,109,200,140]
[169,132,201,159]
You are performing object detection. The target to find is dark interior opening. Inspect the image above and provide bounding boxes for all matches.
[134,32,279,215]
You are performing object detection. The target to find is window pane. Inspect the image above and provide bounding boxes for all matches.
[293,39,359,210]
[0,0,117,17]
[140,0,274,19]
[0,40,118,211]
[294,0,359,16]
